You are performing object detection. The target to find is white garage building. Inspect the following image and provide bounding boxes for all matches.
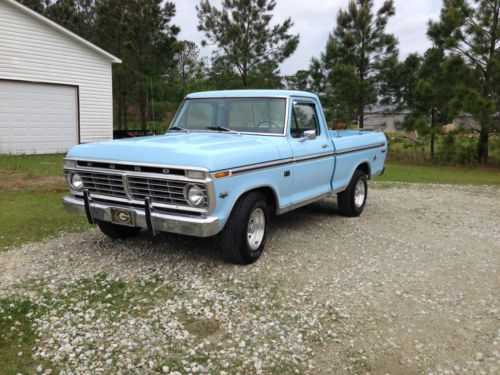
[0,0,121,154]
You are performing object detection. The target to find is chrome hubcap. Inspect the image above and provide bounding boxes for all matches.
[354,180,366,208]
[247,207,265,251]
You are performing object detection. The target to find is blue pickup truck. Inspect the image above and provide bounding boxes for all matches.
[63,90,387,264]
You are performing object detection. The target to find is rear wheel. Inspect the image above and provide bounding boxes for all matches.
[221,192,269,265]
[97,221,141,239]
[337,169,368,217]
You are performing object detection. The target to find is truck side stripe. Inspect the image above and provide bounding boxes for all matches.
[224,143,385,176]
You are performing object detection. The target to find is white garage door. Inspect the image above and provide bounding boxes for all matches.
[0,80,78,154]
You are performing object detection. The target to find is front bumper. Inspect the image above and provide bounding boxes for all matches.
[62,195,221,237]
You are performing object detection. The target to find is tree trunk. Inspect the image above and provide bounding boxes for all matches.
[358,67,365,128]
[116,77,122,131]
[478,130,489,166]
[241,71,248,88]
[358,100,364,128]
[430,107,435,162]
[358,37,366,129]
[181,72,187,97]
[122,90,128,131]
[139,80,147,131]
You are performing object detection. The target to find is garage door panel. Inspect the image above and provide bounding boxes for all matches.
[0,80,78,154]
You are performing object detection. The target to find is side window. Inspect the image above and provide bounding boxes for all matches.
[291,102,320,138]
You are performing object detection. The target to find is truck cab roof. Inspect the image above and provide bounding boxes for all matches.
[185,89,319,100]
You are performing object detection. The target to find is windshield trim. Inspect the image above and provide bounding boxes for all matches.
[168,96,290,137]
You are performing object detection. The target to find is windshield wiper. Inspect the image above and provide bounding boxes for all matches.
[168,126,190,133]
[206,126,241,135]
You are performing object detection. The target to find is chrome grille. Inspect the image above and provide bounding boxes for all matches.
[78,171,127,198]
[71,170,208,208]
[128,177,208,207]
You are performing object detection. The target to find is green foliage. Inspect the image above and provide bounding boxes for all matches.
[386,131,500,167]
[19,0,96,40]
[283,69,311,91]
[318,0,398,126]
[428,0,500,164]
[378,162,500,185]
[174,41,208,95]
[398,49,474,160]
[95,0,180,130]
[196,0,299,87]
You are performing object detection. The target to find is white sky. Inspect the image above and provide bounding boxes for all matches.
[174,0,443,75]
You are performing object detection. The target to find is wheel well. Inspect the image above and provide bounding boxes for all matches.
[248,186,278,214]
[356,162,371,177]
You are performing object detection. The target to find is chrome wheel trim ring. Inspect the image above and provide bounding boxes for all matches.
[247,207,265,251]
[354,180,366,208]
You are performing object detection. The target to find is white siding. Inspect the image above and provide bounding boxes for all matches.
[0,0,114,144]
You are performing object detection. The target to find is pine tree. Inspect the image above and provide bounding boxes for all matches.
[428,0,500,165]
[196,0,299,87]
[320,0,398,127]
[95,0,179,130]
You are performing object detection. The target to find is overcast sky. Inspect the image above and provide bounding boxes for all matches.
[174,0,443,75]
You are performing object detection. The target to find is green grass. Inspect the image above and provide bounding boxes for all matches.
[0,187,89,251]
[0,153,88,250]
[378,162,500,185]
[0,297,47,374]
[0,154,65,178]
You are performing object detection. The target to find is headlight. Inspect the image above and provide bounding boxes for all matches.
[67,172,83,191]
[184,184,205,207]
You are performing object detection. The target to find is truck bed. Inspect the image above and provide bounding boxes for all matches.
[328,130,387,192]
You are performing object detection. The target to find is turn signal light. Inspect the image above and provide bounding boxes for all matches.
[214,171,230,179]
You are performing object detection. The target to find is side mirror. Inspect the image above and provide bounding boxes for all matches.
[300,129,317,142]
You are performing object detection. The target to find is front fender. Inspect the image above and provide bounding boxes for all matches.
[211,166,292,229]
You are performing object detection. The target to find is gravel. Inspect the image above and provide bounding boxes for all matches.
[0,182,499,374]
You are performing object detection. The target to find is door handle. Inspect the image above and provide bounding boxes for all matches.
[321,144,328,149]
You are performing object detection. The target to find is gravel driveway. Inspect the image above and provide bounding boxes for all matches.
[1,183,499,375]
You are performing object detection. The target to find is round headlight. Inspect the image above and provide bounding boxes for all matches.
[69,172,83,191]
[185,184,205,207]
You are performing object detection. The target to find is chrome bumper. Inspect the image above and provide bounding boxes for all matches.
[62,195,221,237]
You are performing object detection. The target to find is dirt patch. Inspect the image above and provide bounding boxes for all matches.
[181,315,221,339]
[0,168,64,190]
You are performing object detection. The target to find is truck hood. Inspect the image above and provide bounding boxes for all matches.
[67,132,287,171]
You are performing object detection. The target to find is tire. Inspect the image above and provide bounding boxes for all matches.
[97,221,142,239]
[337,169,368,217]
[220,192,269,265]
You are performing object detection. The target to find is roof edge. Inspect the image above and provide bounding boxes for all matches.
[3,0,122,63]
[186,89,319,98]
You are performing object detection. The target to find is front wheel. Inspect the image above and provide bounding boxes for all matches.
[337,169,368,217]
[220,192,269,265]
[97,221,142,239]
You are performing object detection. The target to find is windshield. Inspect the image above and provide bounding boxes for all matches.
[170,97,287,135]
